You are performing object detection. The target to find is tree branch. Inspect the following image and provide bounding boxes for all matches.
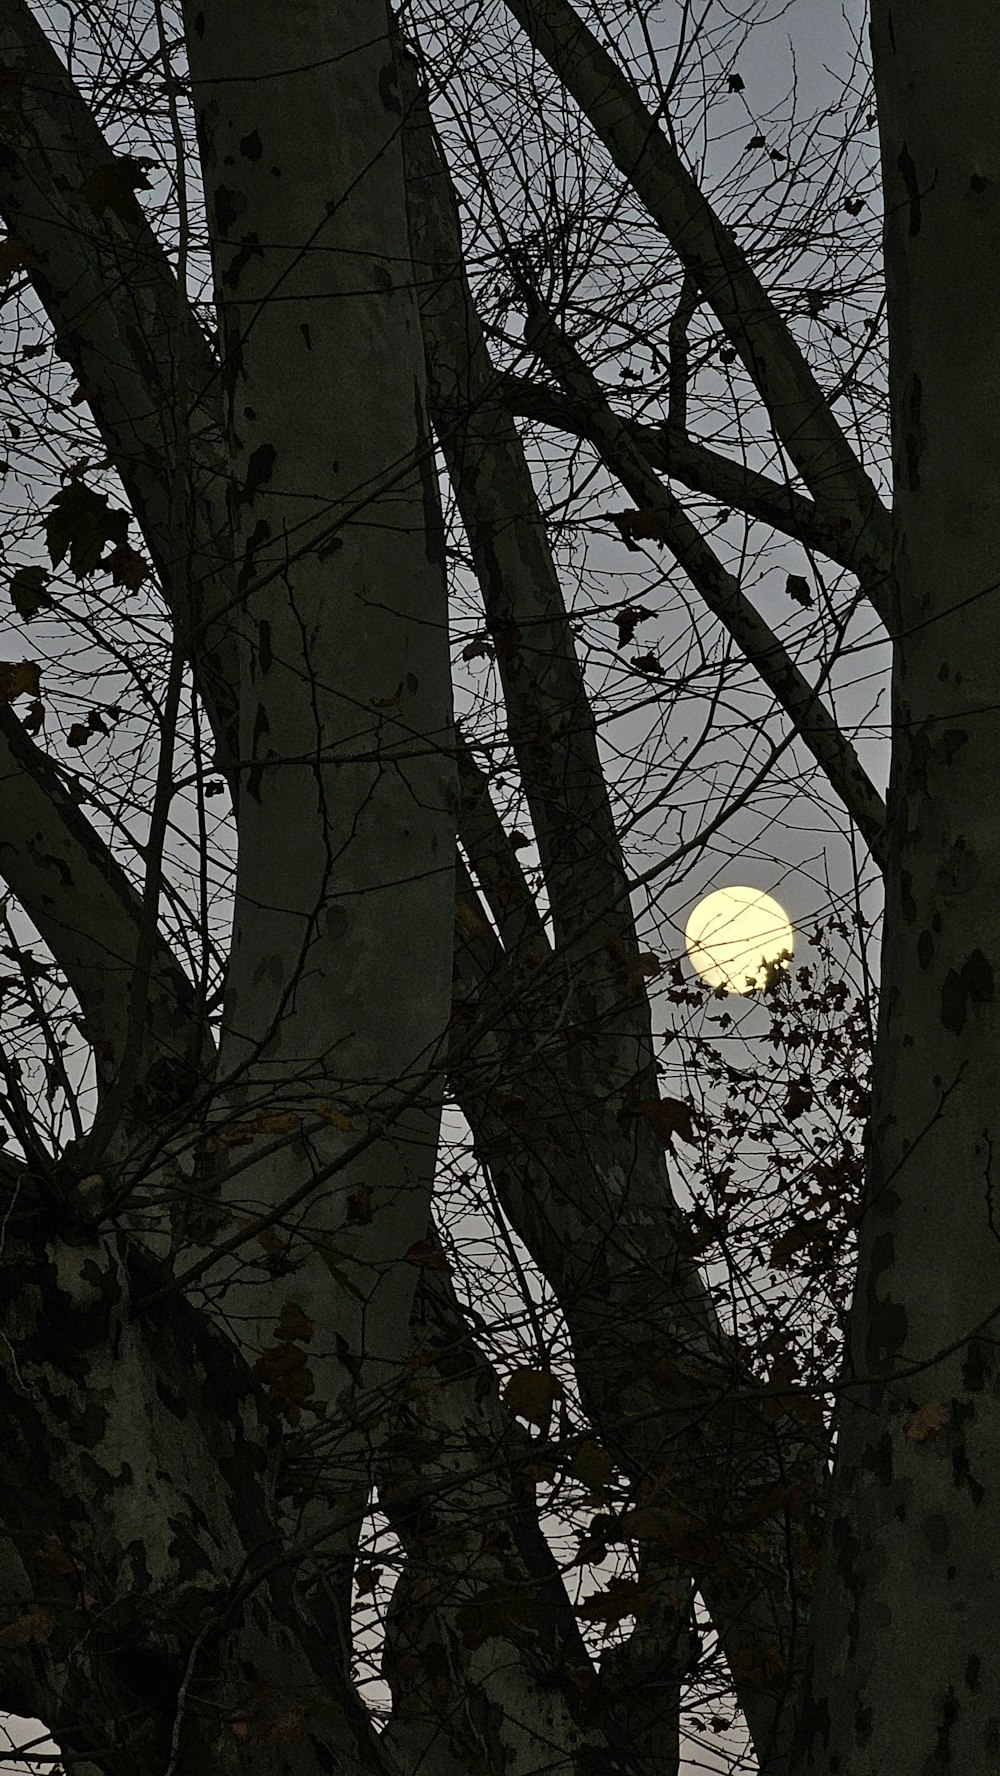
[500,0,892,613]
[0,0,240,789]
[519,296,888,870]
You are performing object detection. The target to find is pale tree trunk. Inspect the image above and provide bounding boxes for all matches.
[791,9,1000,1772]
[178,0,457,1643]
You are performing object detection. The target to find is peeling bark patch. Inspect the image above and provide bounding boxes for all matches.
[239,129,262,161]
[941,949,995,1034]
[897,143,921,235]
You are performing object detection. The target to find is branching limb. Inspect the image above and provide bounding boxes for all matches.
[518,296,888,870]
[498,370,891,592]
[500,0,892,600]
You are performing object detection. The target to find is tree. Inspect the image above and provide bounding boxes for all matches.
[0,0,993,1772]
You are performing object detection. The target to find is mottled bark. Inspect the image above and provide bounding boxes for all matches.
[378,1231,630,1776]
[178,0,457,1581]
[0,1169,393,1776]
[791,9,1000,1772]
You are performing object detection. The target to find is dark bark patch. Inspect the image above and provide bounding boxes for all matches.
[239,129,263,161]
[917,929,934,970]
[941,949,995,1034]
[965,1654,980,1691]
[970,173,989,194]
[154,1375,187,1420]
[854,1705,873,1746]
[300,322,312,351]
[213,184,245,235]
[224,233,264,292]
[246,701,271,804]
[257,619,272,674]
[897,143,921,235]
[961,1339,987,1392]
[939,729,968,763]
[904,372,923,489]
[923,1512,949,1555]
[379,56,401,115]
[865,1234,908,1367]
[900,870,916,922]
[934,1684,959,1765]
[238,442,276,506]
[236,517,271,596]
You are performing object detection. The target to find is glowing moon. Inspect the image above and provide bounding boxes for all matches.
[685,886,794,994]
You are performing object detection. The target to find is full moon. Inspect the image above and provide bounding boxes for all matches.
[685,886,794,994]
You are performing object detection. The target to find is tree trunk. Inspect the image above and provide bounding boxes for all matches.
[791,9,1000,1771]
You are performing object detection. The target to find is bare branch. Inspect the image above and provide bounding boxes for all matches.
[500,0,892,592]
[519,295,888,869]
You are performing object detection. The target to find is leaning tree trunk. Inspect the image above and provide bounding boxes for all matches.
[791,9,1000,1772]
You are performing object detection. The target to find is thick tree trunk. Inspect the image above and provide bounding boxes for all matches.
[791,9,1000,1772]
[180,0,457,1620]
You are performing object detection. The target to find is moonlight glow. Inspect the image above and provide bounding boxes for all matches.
[685,887,794,994]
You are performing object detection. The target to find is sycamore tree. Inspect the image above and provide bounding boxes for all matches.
[0,1,995,1773]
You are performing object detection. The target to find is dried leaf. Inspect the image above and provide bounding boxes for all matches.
[575,1578,650,1630]
[634,1096,698,1149]
[102,541,149,590]
[277,1302,313,1344]
[45,482,129,577]
[314,1103,357,1133]
[903,1400,950,1442]
[503,1366,562,1429]
[784,1076,814,1120]
[614,605,655,650]
[9,565,51,621]
[0,1607,57,1648]
[404,1240,450,1271]
[0,659,41,704]
[785,573,813,608]
[570,1440,615,1497]
[0,236,26,282]
[769,1220,823,1268]
[457,900,489,936]
[81,156,155,221]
